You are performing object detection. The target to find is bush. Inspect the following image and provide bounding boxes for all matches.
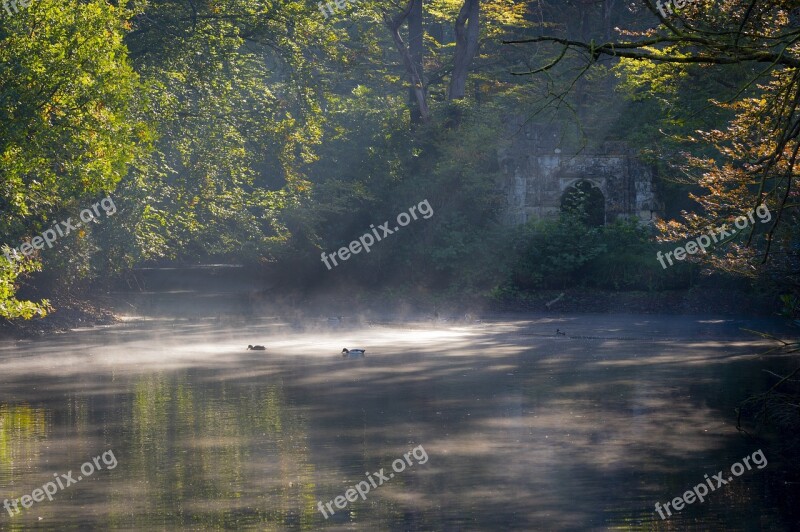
[506,212,605,290]
[589,219,693,290]
[502,215,694,292]
[0,247,50,320]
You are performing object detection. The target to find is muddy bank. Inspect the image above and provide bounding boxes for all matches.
[0,296,118,340]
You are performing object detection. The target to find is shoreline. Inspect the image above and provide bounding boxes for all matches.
[0,286,781,341]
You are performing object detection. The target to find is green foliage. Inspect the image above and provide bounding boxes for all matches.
[561,182,605,227]
[612,58,756,218]
[503,216,693,293]
[0,249,50,320]
[588,220,691,291]
[0,0,145,227]
[105,0,330,267]
[779,294,800,320]
[1,0,780,317]
[506,212,606,290]
[280,97,511,295]
[0,0,147,312]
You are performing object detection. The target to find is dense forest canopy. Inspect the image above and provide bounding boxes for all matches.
[1,0,799,317]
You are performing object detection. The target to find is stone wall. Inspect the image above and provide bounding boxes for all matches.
[497,121,660,225]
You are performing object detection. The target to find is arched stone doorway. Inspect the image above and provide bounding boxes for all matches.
[560,180,606,226]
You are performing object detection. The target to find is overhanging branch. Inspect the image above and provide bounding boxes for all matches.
[503,35,800,71]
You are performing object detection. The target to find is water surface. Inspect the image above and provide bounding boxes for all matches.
[0,314,797,530]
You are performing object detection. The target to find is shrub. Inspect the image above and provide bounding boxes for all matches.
[0,247,50,320]
[589,219,692,290]
[502,215,694,292]
[507,212,606,290]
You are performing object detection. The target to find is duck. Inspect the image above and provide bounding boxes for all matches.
[555,329,566,336]
[341,348,366,357]
[248,345,267,350]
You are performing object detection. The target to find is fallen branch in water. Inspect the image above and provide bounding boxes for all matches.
[762,369,800,383]
[545,292,565,309]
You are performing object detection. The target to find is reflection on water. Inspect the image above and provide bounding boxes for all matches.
[125,373,317,529]
[0,314,797,530]
[0,404,48,484]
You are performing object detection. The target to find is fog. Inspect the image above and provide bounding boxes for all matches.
[1,302,798,529]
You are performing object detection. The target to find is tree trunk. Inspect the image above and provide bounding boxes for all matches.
[384,0,430,124]
[408,0,425,124]
[603,0,615,40]
[448,0,480,101]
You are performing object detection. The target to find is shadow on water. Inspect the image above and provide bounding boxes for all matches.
[0,314,798,530]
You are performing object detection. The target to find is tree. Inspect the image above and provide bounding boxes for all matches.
[381,0,527,125]
[0,251,50,320]
[448,0,481,100]
[384,0,431,123]
[108,0,330,266]
[505,1,800,287]
[0,0,146,314]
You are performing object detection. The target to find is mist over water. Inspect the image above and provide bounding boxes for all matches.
[3,0,800,528]
[1,304,797,529]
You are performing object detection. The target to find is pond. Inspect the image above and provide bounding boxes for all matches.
[0,313,797,530]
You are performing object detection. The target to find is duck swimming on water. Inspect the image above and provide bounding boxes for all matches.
[342,348,366,357]
[248,345,266,350]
